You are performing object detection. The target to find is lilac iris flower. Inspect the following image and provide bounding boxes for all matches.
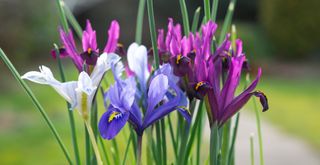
[53,20,121,71]
[98,43,190,140]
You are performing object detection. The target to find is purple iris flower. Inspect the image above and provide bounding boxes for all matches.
[53,19,121,71]
[98,63,190,140]
[206,39,268,126]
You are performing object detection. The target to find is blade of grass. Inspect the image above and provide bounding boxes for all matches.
[253,99,264,165]
[99,136,111,165]
[0,49,73,164]
[204,0,211,22]
[218,0,237,44]
[146,0,159,69]
[122,132,133,165]
[168,115,178,158]
[191,7,201,33]
[54,44,81,165]
[63,3,83,38]
[111,138,120,165]
[184,101,204,163]
[160,119,167,165]
[250,133,255,165]
[196,108,204,165]
[85,125,91,165]
[227,113,240,165]
[211,0,219,21]
[55,0,69,32]
[135,0,146,44]
[179,0,190,35]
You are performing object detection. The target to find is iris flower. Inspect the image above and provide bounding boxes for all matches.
[205,39,269,126]
[53,20,122,71]
[21,53,121,119]
[99,43,190,140]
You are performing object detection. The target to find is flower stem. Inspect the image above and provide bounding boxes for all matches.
[146,0,159,69]
[253,99,264,165]
[137,135,143,165]
[210,123,220,165]
[135,0,146,44]
[54,44,81,165]
[84,120,103,165]
[0,49,73,164]
[250,133,255,165]
[55,0,69,32]
[179,0,190,35]
[204,0,211,22]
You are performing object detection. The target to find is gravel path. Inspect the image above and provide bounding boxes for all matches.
[204,111,320,165]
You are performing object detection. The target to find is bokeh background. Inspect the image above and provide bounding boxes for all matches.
[0,0,320,164]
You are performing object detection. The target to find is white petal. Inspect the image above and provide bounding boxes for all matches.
[91,53,121,86]
[77,72,97,96]
[22,66,78,109]
[21,66,59,85]
[127,43,150,87]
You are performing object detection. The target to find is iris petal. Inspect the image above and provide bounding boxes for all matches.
[98,107,129,140]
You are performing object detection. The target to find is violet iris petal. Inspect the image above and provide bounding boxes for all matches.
[104,20,120,53]
[59,28,83,71]
[98,106,129,140]
[82,20,98,52]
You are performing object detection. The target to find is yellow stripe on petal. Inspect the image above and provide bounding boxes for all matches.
[108,111,120,123]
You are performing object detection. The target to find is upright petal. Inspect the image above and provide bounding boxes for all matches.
[104,20,120,53]
[82,20,97,51]
[147,74,169,113]
[90,53,121,87]
[76,72,97,96]
[127,43,150,89]
[59,28,83,71]
[220,55,245,108]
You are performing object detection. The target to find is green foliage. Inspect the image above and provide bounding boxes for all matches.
[259,0,320,58]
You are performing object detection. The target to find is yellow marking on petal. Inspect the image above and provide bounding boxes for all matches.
[88,48,92,55]
[117,43,123,47]
[81,93,89,120]
[195,81,205,91]
[108,111,120,123]
[176,54,182,64]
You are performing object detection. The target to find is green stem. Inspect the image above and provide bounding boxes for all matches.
[227,113,240,165]
[218,0,237,45]
[55,0,69,32]
[84,120,103,165]
[179,0,190,35]
[63,4,83,38]
[135,0,146,44]
[160,120,167,165]
[211,0,219,21]
[221,120,231,165]
[136,135,143,165]
[99,136,111,165]
[54,44,81,165]
[85,125,91,165]
[0,49,73,164]
[122,132,133,165]
[168,115,178,158]
[191,7,201,33]
[253,99,264,165]
[210,123,220,165]
[204,0,211,22]
[250,133,255,165]
[146,0,159,69]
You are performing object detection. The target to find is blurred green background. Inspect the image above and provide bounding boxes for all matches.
[1,0,320,164]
